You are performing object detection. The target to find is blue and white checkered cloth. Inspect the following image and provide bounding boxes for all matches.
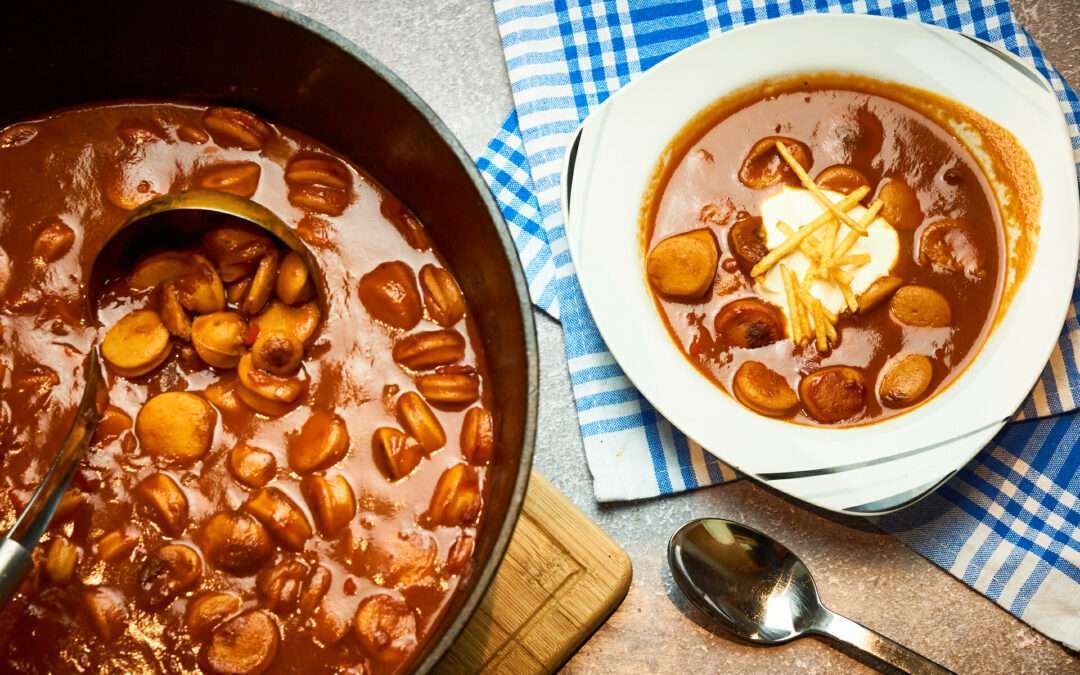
[476,0,1080,648]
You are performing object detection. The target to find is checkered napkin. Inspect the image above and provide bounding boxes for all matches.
[476,0,1080,647]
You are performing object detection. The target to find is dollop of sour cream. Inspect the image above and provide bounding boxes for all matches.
[756,186,899,321]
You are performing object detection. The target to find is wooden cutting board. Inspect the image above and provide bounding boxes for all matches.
[436,472,631,673]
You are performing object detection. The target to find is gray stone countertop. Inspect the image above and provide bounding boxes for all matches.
[280,1,1079,671]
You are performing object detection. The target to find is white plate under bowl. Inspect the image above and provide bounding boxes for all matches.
[561,15,1079,516]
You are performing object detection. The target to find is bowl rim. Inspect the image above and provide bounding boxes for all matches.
[228,0,539,670]
[561,13,1079,515]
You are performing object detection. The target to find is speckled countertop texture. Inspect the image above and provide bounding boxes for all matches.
[279,1,1079,671]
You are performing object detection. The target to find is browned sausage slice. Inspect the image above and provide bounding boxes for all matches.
[358,261,422,330]
[714,298,786,349]
[738,136,812,189]
[799,366,867,423]
[857,275,903,313]
[353,594,418,663]
[101,310,171,377]
[198,512,274,575]
[186,592,242,639]
[815,165,871,195]
[136,392,217,465]
[728,215,768,272]
[889,285,952,327]
[732,361,799,417]
[646,228,719,301]
[877,178,923,230]
[202,609,280,675]
[879,354,934,408]
[918,218,984,279]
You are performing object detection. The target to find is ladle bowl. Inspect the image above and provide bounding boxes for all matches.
[0,189,329,608]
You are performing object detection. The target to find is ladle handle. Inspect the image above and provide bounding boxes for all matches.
[812,608,955,675]
[0,353,100,611]
[0,539,32,608]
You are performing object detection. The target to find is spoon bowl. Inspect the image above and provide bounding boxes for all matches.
[669,518,953,674]
[669,517,820,644]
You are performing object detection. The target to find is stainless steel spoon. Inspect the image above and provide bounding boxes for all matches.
[0,190,328,608]
[669,518,954,674]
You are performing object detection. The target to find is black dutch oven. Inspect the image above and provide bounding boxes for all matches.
[0,0,538,671]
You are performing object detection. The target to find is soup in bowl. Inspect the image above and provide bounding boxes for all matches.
[642,75,1029,427]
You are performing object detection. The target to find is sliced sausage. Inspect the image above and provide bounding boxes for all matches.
[358,261,422,330]
[877,178,923,230]
[275,251,314,305]
[799,366,867,424]
[82,587,128,641]
[101,310,171,378]
[227,444,276,489]
[287,408,350,473]
[191,312,247,369]
[879,354,934,408]
[815,165,871,195]
[646,228,718,301]
[136,392,217,466]
[713,298,785,349]
[353,594,417,664]
[137,543,203,609]
[186,592,242,639]
[198,511,274,575]
[728,215,768,272]
[418,264,466,327]
[918,218,984,280]
[889,285,952,327]
[738,136,812,189]
[732,361,799,417]
[202,609,280,675]
[857,275,903,313]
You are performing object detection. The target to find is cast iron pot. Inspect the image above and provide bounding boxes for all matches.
[0,0,538,671]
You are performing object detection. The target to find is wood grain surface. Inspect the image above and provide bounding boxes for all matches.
[436,472,632,674]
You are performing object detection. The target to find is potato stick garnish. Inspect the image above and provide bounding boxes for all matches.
[755,219,827,277]
[830,268,859,312]
[796,285,837,324]
[751,189,867,277]
[797,275,815,318]
[812,300,829,352]
[780,264,802,343]
[793,273,812,342]
[824,313,839,343]
[777,221,823,264]
[775,141,871,234]
[819,219,839,273]
[786,267,811,342]
[792,296,807,344]
[830,253,871,268]
[833,199,884,259]
[796,290,812,343]
[799,288,826,350]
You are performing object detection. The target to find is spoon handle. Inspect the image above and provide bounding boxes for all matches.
[812,608,955,675]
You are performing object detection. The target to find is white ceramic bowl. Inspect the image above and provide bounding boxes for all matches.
[562,14,1079,515]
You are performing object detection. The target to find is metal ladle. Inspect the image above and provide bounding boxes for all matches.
[0,189,327,608]
[669,518,954,674]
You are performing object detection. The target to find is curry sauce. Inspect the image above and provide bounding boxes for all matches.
[642,74,1036,426]
[0,103,493,673]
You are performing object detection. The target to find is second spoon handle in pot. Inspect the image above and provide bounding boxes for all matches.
[811,608,955,675]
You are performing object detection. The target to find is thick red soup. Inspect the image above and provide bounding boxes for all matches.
[644,76,1006,426]
[0,103,494,673]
